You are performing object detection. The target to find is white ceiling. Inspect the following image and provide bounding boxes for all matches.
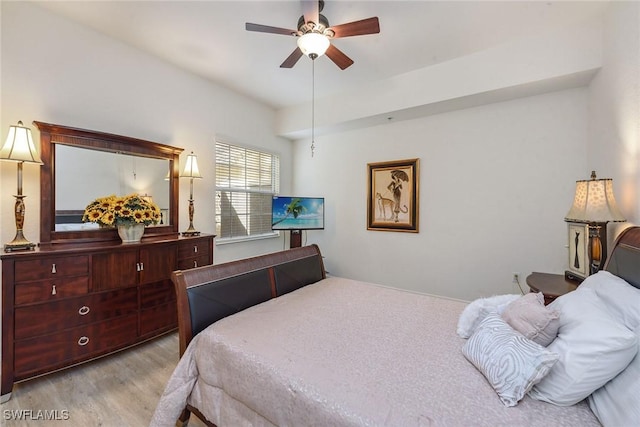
[35,0,609,110]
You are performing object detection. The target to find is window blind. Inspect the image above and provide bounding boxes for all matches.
[215,141,279,240]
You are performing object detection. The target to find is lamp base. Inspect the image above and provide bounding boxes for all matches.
[181,223,200,237]
[182,197,200,236]
[588,223,606,275]
[4,230,36,252]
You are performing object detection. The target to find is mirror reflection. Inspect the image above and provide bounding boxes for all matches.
[54,144,170,231]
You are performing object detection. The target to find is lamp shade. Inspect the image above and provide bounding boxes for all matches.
[297,32,330,58]
[180,151,202,179]
[564,171,626,223]
[0,121,43,164]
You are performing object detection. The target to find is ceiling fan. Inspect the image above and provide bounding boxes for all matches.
[245,0,380,70]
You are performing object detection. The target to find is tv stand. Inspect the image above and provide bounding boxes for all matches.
[290,230,302,248]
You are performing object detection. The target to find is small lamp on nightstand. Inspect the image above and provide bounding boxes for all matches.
[564,171,626,278]
[1,121,43,252]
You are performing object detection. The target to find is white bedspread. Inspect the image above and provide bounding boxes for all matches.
[151,277,600,426]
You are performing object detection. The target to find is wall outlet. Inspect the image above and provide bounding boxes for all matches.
[512,272,526,294]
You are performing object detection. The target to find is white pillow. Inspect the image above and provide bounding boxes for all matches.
[580,271,640,427]
[529,288,638,406]
[589,346,640,427]
[589,348,640,427]
[462,312,559,407]
[457,294,520,338]
[580,270,640,330]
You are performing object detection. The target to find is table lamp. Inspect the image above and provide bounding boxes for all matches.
[1,121,43,252]
[180,151,202,236]
[564,171,626,277]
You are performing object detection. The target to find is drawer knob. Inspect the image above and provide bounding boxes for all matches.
[194,245,198,253]
[77,336,89,346]
[51,285,57,296]
[193,260,198,268]
[78,305,90,316]
[51,263,57,274]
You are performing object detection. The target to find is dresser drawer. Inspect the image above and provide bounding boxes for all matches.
[14,255,89,282]
[14,314,138,379]
[140,302,177,337]
[14,288,138,339]
[140,280,175,309]
[177,255,212,270]
[15,276,89,305]
[178,239,211,261]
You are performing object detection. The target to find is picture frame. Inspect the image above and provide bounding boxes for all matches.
[367,158,419,232]
[566,222,589,280]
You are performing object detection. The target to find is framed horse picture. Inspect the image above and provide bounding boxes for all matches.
[367,158,419,232]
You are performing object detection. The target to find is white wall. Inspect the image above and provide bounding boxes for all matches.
[292,1,639,302]
[587,1,640,238]
[0,1,292,263]
[293,88,588,301]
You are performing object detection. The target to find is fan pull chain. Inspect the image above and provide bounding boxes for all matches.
[311,58,315,157]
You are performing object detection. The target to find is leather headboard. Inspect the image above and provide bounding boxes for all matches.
[273,255,325,296]
[606,246,640,289]
[187,269,273,338]
[605,226,640,290]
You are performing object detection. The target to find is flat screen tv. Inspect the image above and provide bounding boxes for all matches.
[271,196,325,230]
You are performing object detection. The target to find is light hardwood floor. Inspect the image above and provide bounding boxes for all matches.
[1,332,207,427]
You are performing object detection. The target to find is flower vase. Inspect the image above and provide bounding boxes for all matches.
[117,223,145,243]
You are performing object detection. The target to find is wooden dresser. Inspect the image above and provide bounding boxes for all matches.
[1,234,213,402]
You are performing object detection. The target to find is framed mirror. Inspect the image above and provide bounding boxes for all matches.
[35,121,183,247]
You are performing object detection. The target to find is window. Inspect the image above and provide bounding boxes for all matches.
[215,140,279,241]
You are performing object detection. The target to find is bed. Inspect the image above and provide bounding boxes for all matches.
[151,227,640,427]
[54,209,100,231]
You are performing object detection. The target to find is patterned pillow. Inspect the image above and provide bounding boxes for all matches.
[462,312,559,406]
[501,292,560,346]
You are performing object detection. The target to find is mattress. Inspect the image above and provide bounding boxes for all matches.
[151,277,600,426]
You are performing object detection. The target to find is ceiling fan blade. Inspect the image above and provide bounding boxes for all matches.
[330,17,380,38]
[301,0,319,25]
[245,22,296,36]
[325,44,354,70]
[280,47,304,68]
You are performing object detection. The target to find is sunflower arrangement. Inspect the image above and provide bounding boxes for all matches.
[82,194,161,227]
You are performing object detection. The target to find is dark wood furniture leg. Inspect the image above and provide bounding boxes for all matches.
[176,408,191,427]
[290,230,302,248]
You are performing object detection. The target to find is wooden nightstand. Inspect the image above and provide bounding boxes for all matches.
[526,272,580,305]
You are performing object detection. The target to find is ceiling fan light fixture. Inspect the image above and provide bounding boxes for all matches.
[297,32,330,58]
